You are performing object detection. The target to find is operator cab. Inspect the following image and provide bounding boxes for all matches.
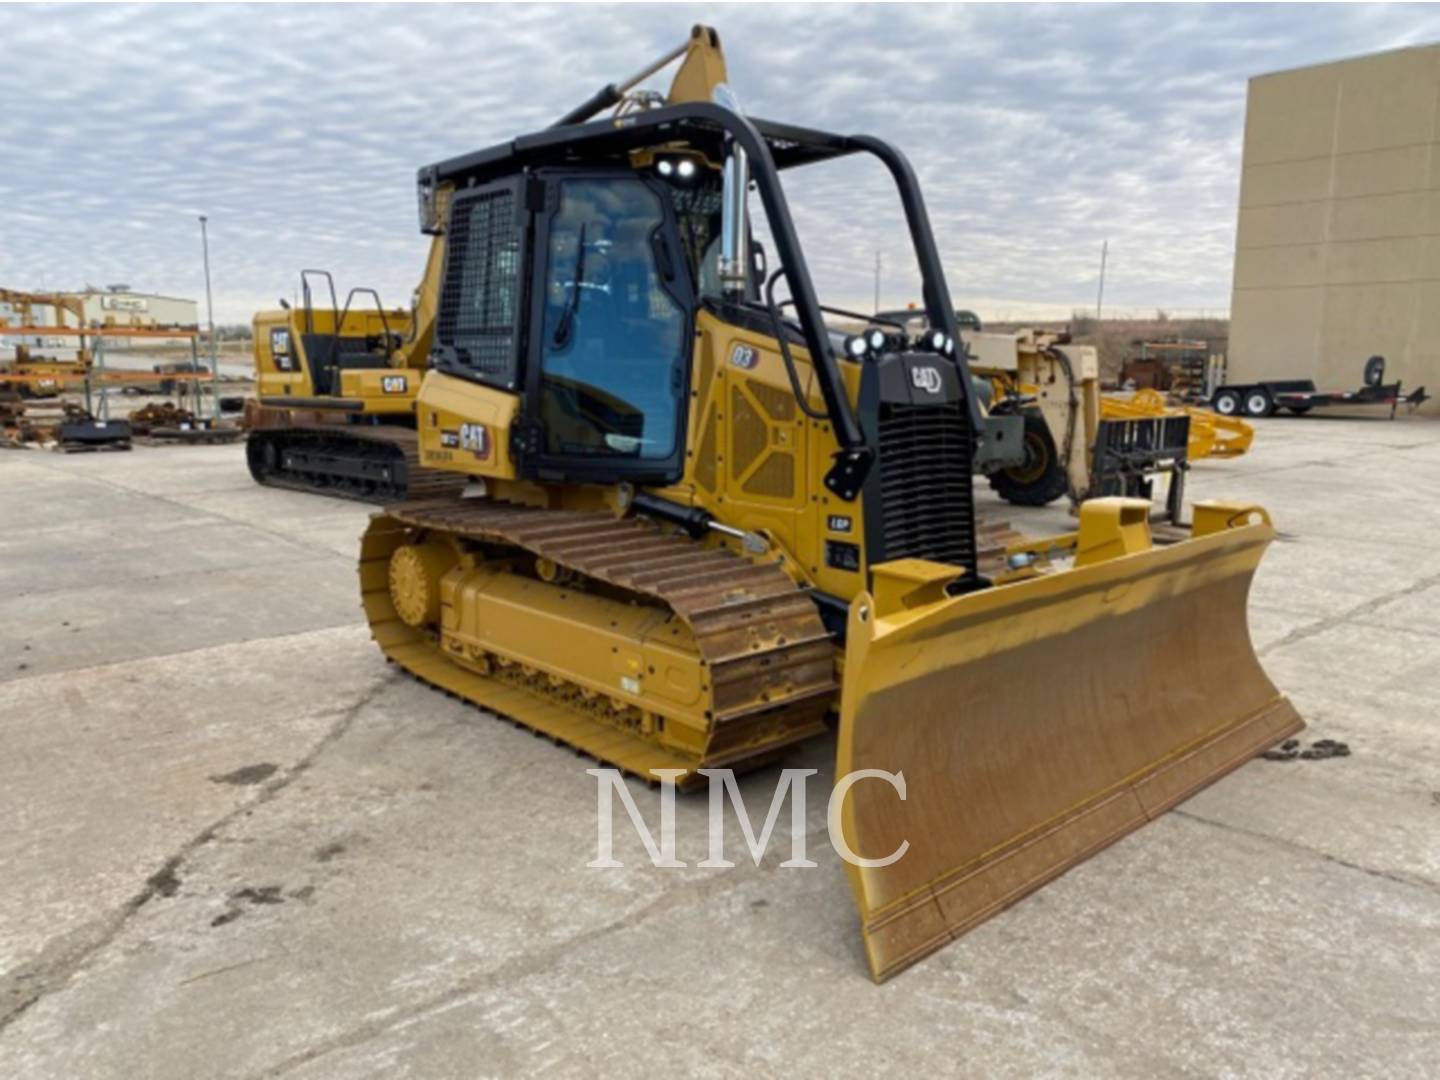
[419,96,984,571]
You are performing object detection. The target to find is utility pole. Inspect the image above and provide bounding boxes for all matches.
[1095,239,1108,320]
[873,251,882,313]
[199,215,219,419]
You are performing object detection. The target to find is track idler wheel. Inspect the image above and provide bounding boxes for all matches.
[388,539,457,628]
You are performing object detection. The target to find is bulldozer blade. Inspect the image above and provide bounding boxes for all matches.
[834,506,1301,981]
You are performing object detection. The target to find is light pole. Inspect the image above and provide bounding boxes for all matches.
[199,215,219,419]
[1095,239,1108,321]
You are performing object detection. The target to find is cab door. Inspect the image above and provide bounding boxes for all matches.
[523,170,695,486]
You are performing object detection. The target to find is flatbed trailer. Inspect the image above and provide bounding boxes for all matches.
[1211,356,1427,419]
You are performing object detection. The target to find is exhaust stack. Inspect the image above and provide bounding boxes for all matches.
[720,145,750,297]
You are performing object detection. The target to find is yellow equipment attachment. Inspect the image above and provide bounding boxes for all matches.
[836,499,1299,980]
[1103,387,1254,460]
[357,25,1301,982]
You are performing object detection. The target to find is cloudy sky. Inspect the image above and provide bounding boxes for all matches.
[3,3,1438,324]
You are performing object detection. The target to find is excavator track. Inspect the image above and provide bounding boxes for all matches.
[246,410,463,503]
[360,498,837,786]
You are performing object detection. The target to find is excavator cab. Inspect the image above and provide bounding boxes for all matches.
[252,271,412,407]
[246,235,457,501]
[364,25,1301,982]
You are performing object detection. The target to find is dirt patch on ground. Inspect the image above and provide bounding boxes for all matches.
[209,763,279,786]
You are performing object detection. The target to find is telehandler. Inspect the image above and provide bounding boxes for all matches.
[359,27,1300,981]
[967,327,1251,512]
[880,313,1245,516]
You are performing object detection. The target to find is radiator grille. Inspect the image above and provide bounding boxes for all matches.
[438,187,519,381]
[872,400,976,572]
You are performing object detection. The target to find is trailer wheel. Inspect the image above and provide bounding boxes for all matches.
[988,412,1068,506]
[1213,389,1242,416]
[1243,390,1274,417]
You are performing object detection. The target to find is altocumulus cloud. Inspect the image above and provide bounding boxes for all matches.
[2,3,1438,323]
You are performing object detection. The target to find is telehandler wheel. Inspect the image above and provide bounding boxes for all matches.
[987,412,1068,507]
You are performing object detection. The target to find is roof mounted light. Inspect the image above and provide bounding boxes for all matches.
[844,334,869,360]
[656,156,701,183]
[926,328,946,352]
[866,328,886,352]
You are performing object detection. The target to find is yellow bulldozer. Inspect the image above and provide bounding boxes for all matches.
[246,246,461,500]
[357,26,1300,981]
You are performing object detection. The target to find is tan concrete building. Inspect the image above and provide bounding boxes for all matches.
[1229,44,1440,410]
[65,286,198,329]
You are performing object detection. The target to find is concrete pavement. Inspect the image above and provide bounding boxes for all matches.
[1,416,1438,1078]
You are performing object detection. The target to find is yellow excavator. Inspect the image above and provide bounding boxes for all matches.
[246,244,461,500]
[358,27,1300,981]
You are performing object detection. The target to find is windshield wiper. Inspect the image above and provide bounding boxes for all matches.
[551,222,587,349]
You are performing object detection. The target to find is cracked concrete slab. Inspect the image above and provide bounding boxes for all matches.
[2,416,1439,1078]
[266,816,1440,1080]
[0,626,387,978]
[0,564,360,682]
